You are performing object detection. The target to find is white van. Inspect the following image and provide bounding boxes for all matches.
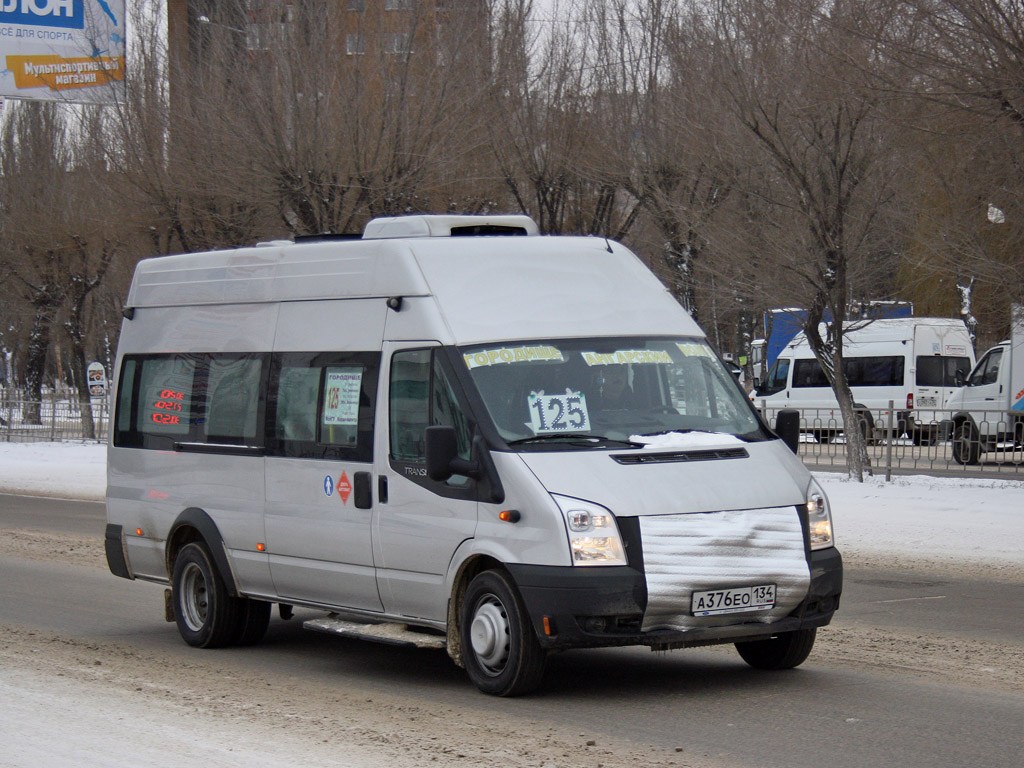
[104,214,841,696]
[754,318,974,444]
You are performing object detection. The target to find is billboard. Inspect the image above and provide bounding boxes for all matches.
[1,1,125,103]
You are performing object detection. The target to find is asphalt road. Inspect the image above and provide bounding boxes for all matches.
[2,493,1022,768]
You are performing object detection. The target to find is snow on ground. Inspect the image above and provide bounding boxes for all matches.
[1,440,1022,571]
[0,441,107,501]
[822,472,1024,572]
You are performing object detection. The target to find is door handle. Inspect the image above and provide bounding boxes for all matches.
[353,471,372,509]
[377,475,389,504]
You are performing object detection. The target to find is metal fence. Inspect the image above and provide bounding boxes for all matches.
[757,402,1024,479]
[0,396,109,443]
[2,393,1020,480]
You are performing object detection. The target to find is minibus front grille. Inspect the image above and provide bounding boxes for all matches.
[610,448,749,465]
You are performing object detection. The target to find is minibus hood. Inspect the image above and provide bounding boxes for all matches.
[514,438,808,516]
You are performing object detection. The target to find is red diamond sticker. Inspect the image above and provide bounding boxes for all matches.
[337,472,352,504]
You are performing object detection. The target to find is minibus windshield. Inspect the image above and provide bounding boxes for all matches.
[459,337,767,448]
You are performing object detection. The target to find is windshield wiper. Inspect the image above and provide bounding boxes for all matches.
[507,433,643,448]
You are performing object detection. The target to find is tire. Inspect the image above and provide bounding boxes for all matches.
[735,628,816,670]
[171,541,242,648]
[460,570,546,696]
[951,421,980,465]
[231,598,272,646]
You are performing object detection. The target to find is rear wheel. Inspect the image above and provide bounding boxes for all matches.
[460,570,546,696]
[735,628,816,670]
[951,421,980,465]
[855,408,874,444]
[171,542,241,648]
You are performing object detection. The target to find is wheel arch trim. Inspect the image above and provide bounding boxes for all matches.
[166,508,240,597]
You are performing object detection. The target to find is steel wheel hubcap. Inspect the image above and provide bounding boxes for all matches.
[180,562,209,632]
[470,595,509,674]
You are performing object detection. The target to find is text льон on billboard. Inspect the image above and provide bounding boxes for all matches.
[1,1,125,104]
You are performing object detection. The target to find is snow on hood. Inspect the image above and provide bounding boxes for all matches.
[629,431,745,450]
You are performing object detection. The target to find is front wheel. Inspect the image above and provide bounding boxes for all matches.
[735,628,816,670]
[951,421,981,465]
[460,570,546,696]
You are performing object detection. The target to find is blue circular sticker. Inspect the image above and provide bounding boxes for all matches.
[323,475,334,497]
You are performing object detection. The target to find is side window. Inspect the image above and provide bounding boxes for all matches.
[115,358,137,436]
[114,353,268,450]
[137,354,199,436]
[968,349,1001,387]
[390,349,431,462]
[275,366,320,443]
[269,352,379,461]
[389,348,473,470]
[982,349,1002,385]
[845,356,903,387]
[203,355,263,443]
[114,354,201,448]
[793,358,829,388]
[916,356,943,387]
[760,358,790,395]
[917,357,973,387]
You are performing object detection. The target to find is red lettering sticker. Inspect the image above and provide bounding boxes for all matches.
[337,472,352,505]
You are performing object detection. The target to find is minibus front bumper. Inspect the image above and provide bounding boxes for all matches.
[507,546,842,651]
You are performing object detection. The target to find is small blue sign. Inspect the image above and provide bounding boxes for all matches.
[323,475,334,497]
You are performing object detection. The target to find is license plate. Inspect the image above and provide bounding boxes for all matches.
[691,584,776,616]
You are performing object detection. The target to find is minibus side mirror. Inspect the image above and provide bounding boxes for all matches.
[425,425,478,482]
[424,426,506,504]
[775,409,800,454]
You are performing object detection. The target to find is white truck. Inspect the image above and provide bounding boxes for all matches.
[753,318,975,444]
[945,308,1024,465]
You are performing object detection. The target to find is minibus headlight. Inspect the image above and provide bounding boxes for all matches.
[806,478,835,550]
[552,495,628,566]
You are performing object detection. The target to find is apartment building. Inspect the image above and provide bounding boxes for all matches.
[168,0,490,74]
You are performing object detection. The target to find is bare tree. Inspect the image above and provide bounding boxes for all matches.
[486,0,641,236]
[715,0,912,479]
[589,1,742,321]
[0,102,121,432]
[883,0,1024,336]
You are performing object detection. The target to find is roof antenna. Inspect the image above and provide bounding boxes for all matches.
[604,236,613,253]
